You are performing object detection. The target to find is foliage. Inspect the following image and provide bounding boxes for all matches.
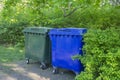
[0,0,30,44]
[0,0,120,44]
[75,28,120,80]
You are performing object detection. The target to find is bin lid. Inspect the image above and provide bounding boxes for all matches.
[49,28,87,35]
[23,27,52,34]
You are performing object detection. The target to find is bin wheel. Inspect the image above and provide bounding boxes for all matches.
[40,63,47,70]
[26,58,29,64]
[52,68,59,74]
[75,72,79,75]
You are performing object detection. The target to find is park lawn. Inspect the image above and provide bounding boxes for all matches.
[0,45,24,63]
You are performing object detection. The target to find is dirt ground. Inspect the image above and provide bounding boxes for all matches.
[0,60,75,80]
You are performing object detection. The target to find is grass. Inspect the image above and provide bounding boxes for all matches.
[0,45,24,63]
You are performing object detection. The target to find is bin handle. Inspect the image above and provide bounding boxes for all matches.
[31,28,39,31]
[59,29,71,32]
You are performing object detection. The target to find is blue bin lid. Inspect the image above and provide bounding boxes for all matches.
[49,28,87,35]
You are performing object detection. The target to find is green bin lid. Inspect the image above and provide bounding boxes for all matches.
[23,27,52,34]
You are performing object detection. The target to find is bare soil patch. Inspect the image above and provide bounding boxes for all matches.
[0,60,75,80]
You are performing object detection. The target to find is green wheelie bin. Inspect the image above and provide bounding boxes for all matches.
[23,27,52,69]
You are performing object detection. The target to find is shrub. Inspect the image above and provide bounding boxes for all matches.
[0,0,120,44]
[75,28,120,80]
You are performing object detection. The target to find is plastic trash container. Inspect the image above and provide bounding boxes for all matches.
[23,27,52,69]
[49,28,87,75]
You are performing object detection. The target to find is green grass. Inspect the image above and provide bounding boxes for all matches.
[0,45,24,63]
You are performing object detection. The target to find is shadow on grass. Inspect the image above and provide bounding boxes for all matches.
[0,45,24,63]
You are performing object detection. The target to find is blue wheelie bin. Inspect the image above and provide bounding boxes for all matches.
[49,28,87,75]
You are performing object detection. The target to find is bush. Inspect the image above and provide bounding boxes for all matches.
[0,0,120,44]
[75,28,120,80]
[0,0,30,44]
